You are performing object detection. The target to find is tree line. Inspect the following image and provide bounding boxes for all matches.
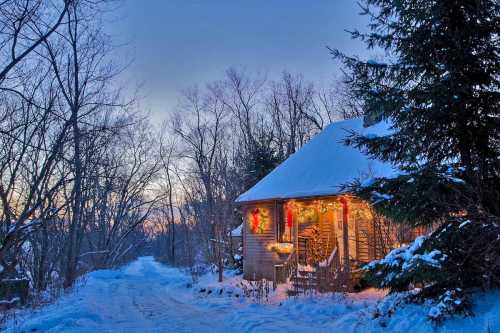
[0,0,358,293]
[152,68,360,280]
[0,0,162,292]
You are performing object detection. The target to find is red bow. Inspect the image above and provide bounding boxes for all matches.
[251,209,260,232]
[286,205,293,228]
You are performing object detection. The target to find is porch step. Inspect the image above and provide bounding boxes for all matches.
[289,269,319,295]
[292,282,318,287]
[291,276,318,282]
[288,268,360,295]
[287,290,303,297]
[292,275,318,280]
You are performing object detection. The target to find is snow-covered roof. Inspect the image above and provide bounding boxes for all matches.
[230,224,242,237]
[236,118,397,203]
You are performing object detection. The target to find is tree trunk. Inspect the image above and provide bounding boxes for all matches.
[64,108,83,289]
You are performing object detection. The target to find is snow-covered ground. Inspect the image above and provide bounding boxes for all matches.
[4,257,499,333]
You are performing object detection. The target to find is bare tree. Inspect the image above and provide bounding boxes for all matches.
[96,118,162,268]
[0,2,77,280]
[0,59,71,279]
[330,79,364,120]
[173,86,229,282]
[0,0,72,85]
[159,130,179,265]
[221,68,266,150]
[267,72,318,158]
[0,0,169,301]
[42,0,131,287]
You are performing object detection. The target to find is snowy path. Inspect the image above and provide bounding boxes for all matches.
[5,257,377,333]
[6,257,233,332]
[4,257,500,333]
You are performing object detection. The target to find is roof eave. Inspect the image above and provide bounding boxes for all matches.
[235,190,354,205]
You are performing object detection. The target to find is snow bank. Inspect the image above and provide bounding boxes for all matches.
[358,290,500,333]
[365,236,448,287]
[230,223,242,237]
[4,257,499,333]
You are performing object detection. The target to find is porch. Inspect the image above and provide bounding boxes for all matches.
[269,196,374,293]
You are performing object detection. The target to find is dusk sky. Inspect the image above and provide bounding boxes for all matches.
[110,1,373,119]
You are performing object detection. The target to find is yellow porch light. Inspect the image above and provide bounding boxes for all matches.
[268,242,294,254]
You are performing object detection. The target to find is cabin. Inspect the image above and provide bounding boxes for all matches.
[230,224,243,247]
[235,118,425,292]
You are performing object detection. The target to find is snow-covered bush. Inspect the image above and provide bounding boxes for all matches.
[238,279,272,303]
[231,252,243,274]
[364,235,448,291]
[364,216,500,322]
[372,292,409,327]
[225,242,243,275]
[427,288,472,323]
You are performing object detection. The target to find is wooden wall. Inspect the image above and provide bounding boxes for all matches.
[242,202,286,280]
[319,209,336,257]
[322,198,377,265]
[241,196,422,281]
[349,200,373,263]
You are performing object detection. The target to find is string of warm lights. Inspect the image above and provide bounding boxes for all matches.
[248,197,373,235]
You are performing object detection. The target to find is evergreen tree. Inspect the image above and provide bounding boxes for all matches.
[332,0,500,225]
[241,132,281,191]
[333,1,500,319]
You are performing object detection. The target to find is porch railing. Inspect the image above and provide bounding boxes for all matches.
[317,246,348,292]
[273,245,354,293]
[319,246,339,270]
[273,249,297,289]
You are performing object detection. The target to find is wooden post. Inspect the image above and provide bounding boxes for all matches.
[339,197,350,271]
[355,208,360,262]
[339,197,351,290]
[273,201,279,290]
[294,202,299,267]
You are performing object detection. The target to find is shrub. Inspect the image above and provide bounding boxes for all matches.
[364,216,500,322]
